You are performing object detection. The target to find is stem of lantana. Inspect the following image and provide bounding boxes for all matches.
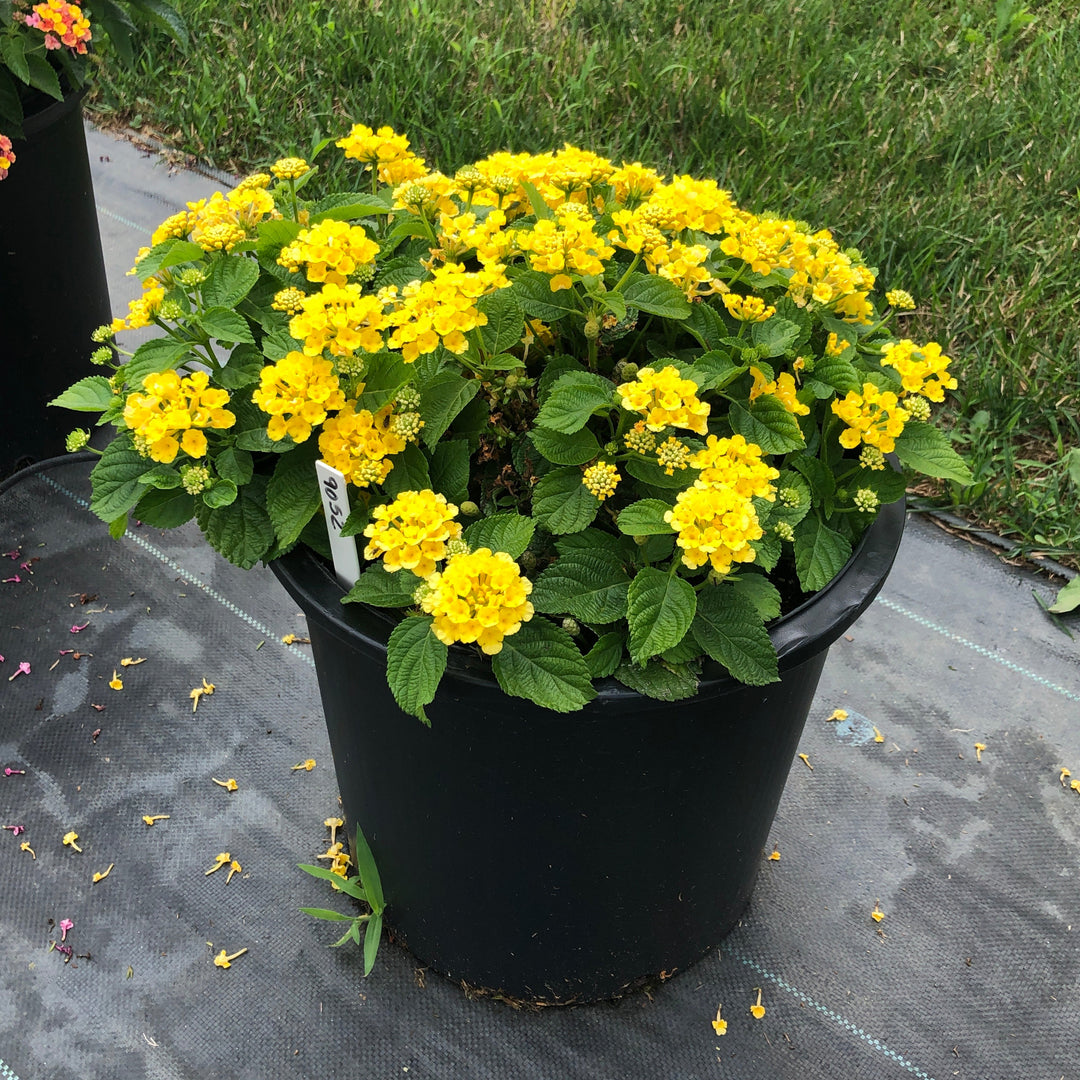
[610,252,642,294]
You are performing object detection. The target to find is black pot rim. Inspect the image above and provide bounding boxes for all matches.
[271,496,905,702]
[17,85,86,142]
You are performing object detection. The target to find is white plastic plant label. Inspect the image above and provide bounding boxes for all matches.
[315,459,361,589]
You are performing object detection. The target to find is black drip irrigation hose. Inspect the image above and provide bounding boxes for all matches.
[0,451,97,500]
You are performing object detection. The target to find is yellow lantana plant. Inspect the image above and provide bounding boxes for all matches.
[55,126,971,718]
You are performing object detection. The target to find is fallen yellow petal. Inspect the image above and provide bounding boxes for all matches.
[712,1004,727,1035]
[205,852,231,875]
[282,633,297,645]
[873,726,885,744]
[20,841,35,858]
[213,947,248,969]
[768,847,781,862]
[291,759,316,772]
[142,814,170,826]
[798,753,813,770]
[324,816,344,844]
[871,902,885,923]
[974,742,986,763]
[1071,780,1080,795]
[120,657,147,667]
[62,831,82,852]
[109,670,123,691]
[1060,768,1072,787]
[750,988,765,1019]
[92,863,114,883]
[827,708,848,722]
[212,777,239,792]
[226,860,242,884]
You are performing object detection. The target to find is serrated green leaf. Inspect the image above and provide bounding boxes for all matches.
[477,288,525,355]
[511,270,584,322]
[137,464,182,489]
[133,487,196,528]
[728,398,806,453]
[382,442,431,497]
[1,36,30,84]
[267,444,322,546]
[200,476,275,569]
[555,527,632,557]
[342,562,417,607]
[132,239,205,279]
[659,636,702,664]
[893,420,973,483]
[528,424,601,465]
[491,617,596,712]
[198,307,256,345]
[793,515,852,592]
[531,466,600,534]
[804,353,859,397]
[122,337,193,389]
[584,631,625,678]
[202,256,260,309]
[617,499,676,536]
[531,549,631,624]
[613,660,699,701]
[688,350,743,391]
[386,614,447,723]
[627,567,697,664]
[847,464,908,505]
[90,439,156,522]
[419,372,480,450]
[202,479,238,508]
[536,356,586,403]
[215,447,254,486]
[751,317,801,357]
[462,513,536,559]
[535,371,616,434]
[623,455,691,489]
[691,584,779,685]
[50,376,115,413]
[25,51,62,100]
[731,574,783,621]
[684,301,728,349]
[428,439,471,503]
[217,343,266,389]
[771,470,812,527]
[622,273,692,319]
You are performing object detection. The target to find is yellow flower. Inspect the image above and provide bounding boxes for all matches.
[885,288,916,310]
[831,382,910,455]
[336,124,413,168]
[768,847,781,862]
[213,947,248,969]
[879,339,958,403]
[825,332,851,357]
[278,220,380,287]
[288,284,388,359]
[617,365,709,435]
[515,210,615,290]
[420,548,534,655]
[974,742,986,762]
[291,759,316,772]
[871,901,885,923]
[363,489,463,578]
[798,753,813,770]
[688,434,779,500]
[655,437,692,476]
[750,988,766,1019]
[712,1004,728,1036]
[324,817,344,845]
[62,831,82,852]
[141,814,170,826]
[205,852,231,875]
[252,351,347,443]
[212,777,239,792]
[747,367,810,417]
[873,727,885,744]
[721,292,775,322]
[827,708,848,722]
[663,482,763,574]
[582,462,621,500]
[318,401,407,488]
[92,863,114,883]
[623,421,657,455]
[20,841,36,859]
[271,157,310,180]
[226,860,242,884]
[189,678,215,713]
[109,670,123,690]
[124,370,235,464]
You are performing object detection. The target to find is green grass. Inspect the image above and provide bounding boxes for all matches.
[88,0,1080,567]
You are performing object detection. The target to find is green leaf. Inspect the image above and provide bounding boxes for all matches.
[351,823,385,912]
[684,301,727,349]
[419,372,480,450]
[353,352,412,413]
[627,567,697,665]
[137,464,182,489]
[511,270,584,323]
[728,398,806,453]
[299,907,354,922]
[528,425,601,466]
[477,288,525,355]
[297,863,368,901]
[751,317,801,357]
[623,455,691,489]
[584,631,625,678]
[200,476,275,569]
[535,371,616,434]
[90,439,156,522]
[1047,576,1080,614]
[428,439,471,503]
[531,466,600,534]
[613,660,699,701]
[386,614,447,723]
[462,513,536,559]
[342,562,418,607]
[732,573,783,621]
[363,912,383,976]
[555,527,632,557]
[50,376,115,413]
[132,239,205,279]
[621,273,692,319]
[382,442,431,498]
[804,353,859,398]
[217,343,266,389]
[1,36,30,84]
[688,350,743,392]
[617,499,675,536]
[691,583,779,685]
[201,479,238,508]
[536,355,586,404]
[198,307,256,345]
[893,421,973,483]
[122,337,193,389]
[847,464,908,505]
[202,256,260,309]
[25,52,62,100]
[791,455,836,503]
[660,636,701,664]
[491,618,596,712]
[267,444,322,547]
[133,487,196,528]
[310,194,391,223]
[215,447,254,486]
[531,549,631,624]
[793,515,852,592]
[770,470,812,527]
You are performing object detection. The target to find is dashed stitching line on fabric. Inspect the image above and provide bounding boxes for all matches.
[0,1057,22,1080]
[733,951,938,1080]
[96,203,152,236]
[42,477,316,672]
[875,595,1080,703]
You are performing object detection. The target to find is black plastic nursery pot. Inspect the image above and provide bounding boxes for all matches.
[1,89,112,474]
[272,498,905,1002]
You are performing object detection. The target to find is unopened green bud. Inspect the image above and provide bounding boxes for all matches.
[177,268,207,288]
[413,581,433,605]
[446,538,470,557]
[561,617,581,637]
[614,361,638,382]
[394,385,421,411]
[741,347,758,365]
[854,488,880,513]
[778,487,800,508]
[90,346,113,366]
[181,464,212,495]
[775,521,795,542]
[459,501,480,517]
[65,428,91,452]
[905,395,931,422]
[90,324,114,343]
[504,374,520,389]
[583,316,600,341]
[519,551,538,571]
[158,299,184,321]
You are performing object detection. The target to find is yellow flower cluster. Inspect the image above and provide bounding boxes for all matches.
[879,339,957,402]
[748,368,810,416]
[663,483,765,575]
[419,548,534,655]
[362,489,463,578]
[647,241,721,300]
[831,382,910,454]
[111,281,165,333]
[885,289,916,310]
[689,434,779,500]
[582,461,621,500]
[271,157,310,180]
[336,124,426,185]
[278,220,380,286]
[515,209,616,291]
[385,262,510,362]
[617,365,710,435]
[623,420,657,455]
[184,189,277,252]
[656,437,692,475]
[317,402,407,488]
[288,283,388,358]
[825,332,851,356]
[252,351,346,443]
[435,209,514,267]
[722,293,775,323]
[123,370,235,464]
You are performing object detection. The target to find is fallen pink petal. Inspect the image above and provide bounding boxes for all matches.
[2,576,21,584]
[53,943,73,960]
[3,825,26,836]
[59,918,73,942]
[70,623,89,633]
[7,662,31,681]
[3,550,19,559]
[4,768,27,777]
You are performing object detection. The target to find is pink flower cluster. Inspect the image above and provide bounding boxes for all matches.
[0,135,13,182]
[24,0,91,54]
